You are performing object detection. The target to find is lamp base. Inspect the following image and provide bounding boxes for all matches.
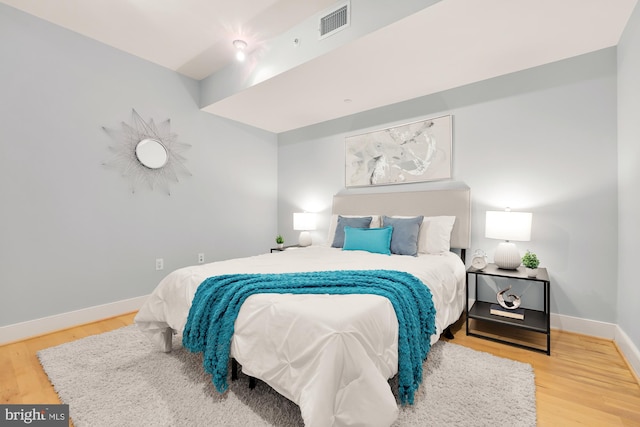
[298,231,312,247]
[493,242,521,269]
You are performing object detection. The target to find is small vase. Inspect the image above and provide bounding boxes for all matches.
[526,267,538,277]
[277,243,284,249]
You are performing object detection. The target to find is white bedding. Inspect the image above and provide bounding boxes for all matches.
[135,246,465,427]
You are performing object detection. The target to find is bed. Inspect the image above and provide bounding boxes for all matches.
[135,188,471,427]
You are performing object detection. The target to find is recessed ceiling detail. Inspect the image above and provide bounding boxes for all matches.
[201,0,637,133]
[3,0,637,133]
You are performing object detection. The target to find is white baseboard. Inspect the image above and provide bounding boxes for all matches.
[550,313,639,378]
[0,295,148,345]
[550,312,617,339]
[615,325,640,380]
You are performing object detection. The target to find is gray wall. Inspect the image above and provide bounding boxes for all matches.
[0,4,278,326]
[618,4,640,349]
[278,48,618,323]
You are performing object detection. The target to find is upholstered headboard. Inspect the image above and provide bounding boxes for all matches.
[331,188,471,250]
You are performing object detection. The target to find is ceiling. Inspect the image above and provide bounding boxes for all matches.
[2,0,637,133]
[0,0,337,79]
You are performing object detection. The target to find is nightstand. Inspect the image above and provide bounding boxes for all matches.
[466,263,550,355]
[270,245,301,253]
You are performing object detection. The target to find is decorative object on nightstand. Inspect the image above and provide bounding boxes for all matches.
[485,209,532,270]
[490,304,524,319]
[275,235,284,249]
[496,285,523,310]
[471,249,488,270]
[521,250,540,277]
[293,212,317,247]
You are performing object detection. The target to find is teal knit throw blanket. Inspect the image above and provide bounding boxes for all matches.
[182,269,436,405]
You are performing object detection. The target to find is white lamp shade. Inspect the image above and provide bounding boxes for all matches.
[293,212,316,231]
[485,211,532,242]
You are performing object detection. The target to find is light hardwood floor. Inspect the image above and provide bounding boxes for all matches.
[1,312,639,426]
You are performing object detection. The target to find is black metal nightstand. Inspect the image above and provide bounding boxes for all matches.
[270,245,301,253]
[466,263,551,355]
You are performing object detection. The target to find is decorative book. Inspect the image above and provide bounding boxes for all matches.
[490,304,525,320]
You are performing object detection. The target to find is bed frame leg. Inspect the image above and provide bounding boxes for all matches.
[160,328,174,353]
[231,358,256,389]
[231,359,238,381]
[443,326,454,339]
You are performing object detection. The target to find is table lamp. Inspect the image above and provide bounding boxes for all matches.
[293,212,317,247]
[485,209,532,269]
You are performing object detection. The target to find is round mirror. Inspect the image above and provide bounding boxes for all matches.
[135,138,168,169]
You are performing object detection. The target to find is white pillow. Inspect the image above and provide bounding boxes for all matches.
[419,216,456,254]
[389,215,456,254]
[326,214,381,245]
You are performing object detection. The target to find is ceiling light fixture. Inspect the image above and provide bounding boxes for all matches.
[233,39,248,61]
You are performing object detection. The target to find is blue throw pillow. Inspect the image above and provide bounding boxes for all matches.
[331,216,373,248]
[382,216,424,256]
[342,226,393,255]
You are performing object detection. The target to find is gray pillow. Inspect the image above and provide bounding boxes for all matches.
[331,216,373,248]
[382,216,424,256]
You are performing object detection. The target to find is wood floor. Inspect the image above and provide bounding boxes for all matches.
[1,312,639,426]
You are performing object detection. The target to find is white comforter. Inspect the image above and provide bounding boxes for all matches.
[135,246,465,427]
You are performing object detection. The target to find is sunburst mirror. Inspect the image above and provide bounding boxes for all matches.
[102,109,191,195]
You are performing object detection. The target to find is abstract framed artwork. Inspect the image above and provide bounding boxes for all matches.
[345,115,452,187]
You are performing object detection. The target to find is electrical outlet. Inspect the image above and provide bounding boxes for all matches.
[198,253,205,264]
[156,258,164,270]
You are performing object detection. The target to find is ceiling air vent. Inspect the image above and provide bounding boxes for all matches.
[319,1,350,39]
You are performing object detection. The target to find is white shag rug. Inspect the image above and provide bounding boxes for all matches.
[37,326,536,427]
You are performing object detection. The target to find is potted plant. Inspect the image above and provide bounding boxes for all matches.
[521,250,540,277]
[275,235,285,249]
